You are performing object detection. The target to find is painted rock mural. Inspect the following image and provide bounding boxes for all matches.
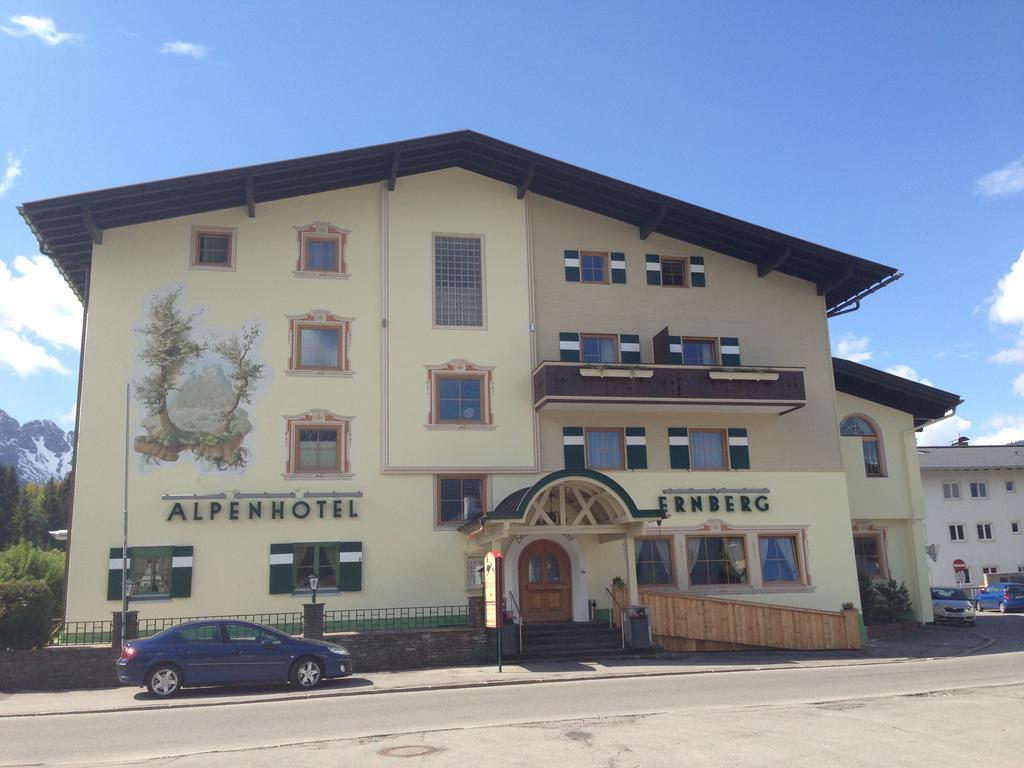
[133,289,265,470]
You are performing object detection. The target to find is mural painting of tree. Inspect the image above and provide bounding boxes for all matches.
[134,290,265,470]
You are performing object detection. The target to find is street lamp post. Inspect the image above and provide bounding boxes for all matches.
[309,574,319,604]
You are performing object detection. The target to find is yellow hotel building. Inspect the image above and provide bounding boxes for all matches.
[20,132,961,644]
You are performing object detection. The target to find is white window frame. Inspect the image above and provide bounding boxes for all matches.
[949,523,966,542]
[982,566,999,576]
[1011,521,1021,535]
[942,482,961,500]
[1006,480,1016,493]
[970,481,989,499]
[977,522,994,541]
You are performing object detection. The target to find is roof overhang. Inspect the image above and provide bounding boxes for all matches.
[19,130,899,308]
[832,357,962,428]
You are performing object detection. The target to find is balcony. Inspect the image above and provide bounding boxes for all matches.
[532,362,806,414]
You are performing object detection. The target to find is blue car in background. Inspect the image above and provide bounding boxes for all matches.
[116,619,353,698]
[974,584,1024,614]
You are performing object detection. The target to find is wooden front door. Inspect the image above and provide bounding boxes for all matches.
[518,540,572,622]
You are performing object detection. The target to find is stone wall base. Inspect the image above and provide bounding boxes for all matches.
[0,627,495,692]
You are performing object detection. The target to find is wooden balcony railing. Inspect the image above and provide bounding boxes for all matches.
[533,362,806,413]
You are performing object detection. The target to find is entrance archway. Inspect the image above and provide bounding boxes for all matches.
[518,540,572,622]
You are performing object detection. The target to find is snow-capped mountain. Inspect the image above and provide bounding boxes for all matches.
[0,408,74,485]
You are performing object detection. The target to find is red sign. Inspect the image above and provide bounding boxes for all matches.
[953,559,967,573]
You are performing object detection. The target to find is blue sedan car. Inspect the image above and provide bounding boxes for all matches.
[116,619,353,698]
[974,584,1024,613]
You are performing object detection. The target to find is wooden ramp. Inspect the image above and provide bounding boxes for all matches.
[614,587,861,651]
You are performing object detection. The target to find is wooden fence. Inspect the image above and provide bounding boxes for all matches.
[613,587,860,651]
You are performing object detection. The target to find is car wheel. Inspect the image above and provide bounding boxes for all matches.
[291,657,324,689]
[146,664,182,698]
[999,602,1007,613]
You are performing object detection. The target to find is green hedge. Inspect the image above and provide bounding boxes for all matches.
[0,580,55,650]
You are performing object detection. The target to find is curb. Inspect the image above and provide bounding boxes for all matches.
[0,652,966,719]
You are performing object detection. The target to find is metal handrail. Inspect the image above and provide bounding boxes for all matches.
[604,587,626,650]
[506,590,524,653]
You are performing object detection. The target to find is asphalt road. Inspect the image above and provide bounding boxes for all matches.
[3,614,1023,768]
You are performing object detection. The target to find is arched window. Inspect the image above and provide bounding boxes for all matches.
[840,415,884,477]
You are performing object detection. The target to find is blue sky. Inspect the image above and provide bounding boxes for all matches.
[0,2,1022,444]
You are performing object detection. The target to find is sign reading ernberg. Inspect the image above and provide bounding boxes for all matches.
[657,492,769,515]
[167,499,358,522]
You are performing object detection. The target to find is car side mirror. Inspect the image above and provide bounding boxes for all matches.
[263,638,282,648]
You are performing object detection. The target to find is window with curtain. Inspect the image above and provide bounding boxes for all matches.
[194,231,232,267]
[585,429,624,469]
[840,415,884,476]
[759,536,801,583]
[690,430,726,469]
[304,238,338,271]
[297,428,340,472]
[127,547,172,597]
[686,536,748,585]
[294,543,339,589]
[636,538,673,585]
[298,328,340,368]
[682,339,716,366]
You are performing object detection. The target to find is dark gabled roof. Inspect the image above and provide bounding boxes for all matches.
[832,357,962,428]
[19,131,899,306]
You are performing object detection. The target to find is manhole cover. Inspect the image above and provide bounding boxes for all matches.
[379,745,440,758]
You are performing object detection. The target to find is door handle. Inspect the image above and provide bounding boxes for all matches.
[230,648,242,656]
[182,648,191,656]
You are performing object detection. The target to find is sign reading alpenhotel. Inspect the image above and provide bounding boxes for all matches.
[166,498,359,521]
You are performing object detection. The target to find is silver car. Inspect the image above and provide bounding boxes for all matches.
[931,587,976,626]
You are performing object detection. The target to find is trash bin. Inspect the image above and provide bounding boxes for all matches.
[500,621,519,655]
[625,606,651,649]
[588,599,597,623]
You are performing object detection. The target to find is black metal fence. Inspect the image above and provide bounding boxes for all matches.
[49,605,469,646]
[323,605,469,633]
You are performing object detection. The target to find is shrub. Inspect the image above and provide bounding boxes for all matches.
[857,571,881,624]
[0,542,65,614]
[874,579,913,623]
[0,580,55,650]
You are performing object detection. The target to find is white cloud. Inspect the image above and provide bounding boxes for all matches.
[0,255,82,376]
[0,329,67,375]
[833,333,872,363]
[990,343,1024,364]
[973,415,1024,446]
[1014,373,1024,398]
[884,364,933,386]
[975,156,1024,197]
[0,154,22,196]
[1,15,82,46]
[917,415,972,446]
[160,41,209,58]
[988,250,1024,327]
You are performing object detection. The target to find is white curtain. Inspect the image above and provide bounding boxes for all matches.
[690,432,725,469]
[300,329,339,367]
[587,431,622,468]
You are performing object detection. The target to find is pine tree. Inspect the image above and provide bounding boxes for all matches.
[0,466,19,549]
[12,485,48,548]
[40,479,64,537]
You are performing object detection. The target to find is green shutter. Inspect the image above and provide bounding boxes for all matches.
[107,547,127,601]
[668,335,683,365]
[564,250,580,282]
[610,252,626,283]
[669,428,690,469]
[563,427,585,470]
[728,428,750,470]
[170,546,193,598]
[626,427,647,469]
[720,337,741,366]
[269,543,294,594]
[690,255,706,287]
[646,254,661,285]
[559,332,580,362]
[338,542,362,591]
[619,334,641,364]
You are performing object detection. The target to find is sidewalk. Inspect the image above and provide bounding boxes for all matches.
[0,625,990,718]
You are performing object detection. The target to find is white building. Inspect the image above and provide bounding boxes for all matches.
[919,444,1024,587]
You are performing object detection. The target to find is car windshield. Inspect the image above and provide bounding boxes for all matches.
[932,588,968,600]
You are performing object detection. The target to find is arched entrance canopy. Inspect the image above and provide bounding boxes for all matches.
[460,469,664,547]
